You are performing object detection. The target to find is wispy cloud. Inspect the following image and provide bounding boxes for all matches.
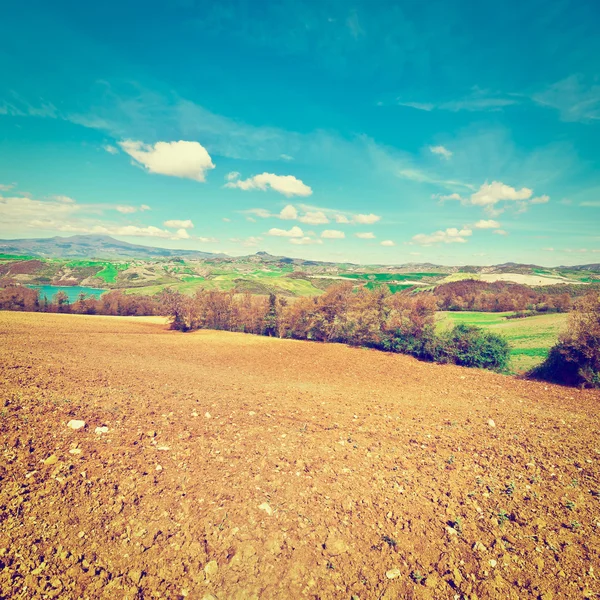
[397,87,519,113]
[532,75,600,122]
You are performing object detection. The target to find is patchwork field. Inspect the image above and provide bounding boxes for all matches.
[1,311,599,599]
[436,311,568,373]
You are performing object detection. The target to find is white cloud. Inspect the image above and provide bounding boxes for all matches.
[0,183,16,192]
[430,145,452,159]
[580,200,600,207]
[474,219,500,229]
[174,228,190,240]
[335,214,350,224]
[226,171,240,181]
[222,217,231,222]
[116,205,137,214]
[267,226,304,238]
[531,195,550,204]
[140,204,151,211]
[469,181,533,207]
[279,204,298,220]
[246,208,273,219]
[103,144,118,155]
[411,227,473,246]
[164,219,194,229]
[298,210,329,225]
[353,213,381,225]
[321,229,345,239]
[542,247,554,252]
[532,75,600,123]
[435,193,463,202]
[493,229,508,236]
[280,154,294,161]
[381,240,395,247]
[225,172,312,197]
[290,236,323,245]
[118,140,215,182]
[355,232,375,239]
[197,236,218,243]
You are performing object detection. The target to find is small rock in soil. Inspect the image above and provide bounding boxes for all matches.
[67,420,86,430]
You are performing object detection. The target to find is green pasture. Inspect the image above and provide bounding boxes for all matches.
[436,311,568,373]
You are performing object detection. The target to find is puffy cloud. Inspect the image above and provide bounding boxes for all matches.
[226,171,241,181]
[335,214,350,224]
[435,193,463,202]
[474,219,500,229]
[411,227,473,246]
[381,240,396,247]
[164,219,194,229]
[279,204,298,220]
[174,228,190,240]
[103,144,118,155]
[290,237,323,245]
[429,145,452,159]
[355,232,375,239]
[321,230,345,239]
[119,140,215,182]
[353,213,381,225]
[116,205,137,214]
[225,172,312,197]
[298,211,329,225]
[140,204,151,211]
[267,226,304,237]
[469,181,533,207]
[493,229,508,236]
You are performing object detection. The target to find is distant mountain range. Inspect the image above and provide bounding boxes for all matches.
[0,235,226,260]
[0,235,599,273]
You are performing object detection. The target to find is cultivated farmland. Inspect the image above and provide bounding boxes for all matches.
[1,311,599,599]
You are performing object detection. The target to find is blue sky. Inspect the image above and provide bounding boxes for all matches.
[1,0,599,265]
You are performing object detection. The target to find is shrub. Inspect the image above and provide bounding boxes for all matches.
[530,293,600,387]
[438,324,510,371]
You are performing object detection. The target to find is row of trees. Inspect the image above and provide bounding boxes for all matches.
[433,280,573,313]
[165,284,510,371]
[0,286,160,317]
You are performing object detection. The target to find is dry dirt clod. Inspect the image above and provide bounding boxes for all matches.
[204,561,218,577]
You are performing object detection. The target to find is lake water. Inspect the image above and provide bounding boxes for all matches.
[26,285,107,302]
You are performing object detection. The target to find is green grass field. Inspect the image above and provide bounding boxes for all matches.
[124,273,325,297]
[435,311,568,373]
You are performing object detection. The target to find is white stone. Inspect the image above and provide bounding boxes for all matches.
[386,568,401,579]
[67,420,86,430]
[258,502,273,516]
[488,419,496,428]
[205,412,212,419]
[95,426,109,434]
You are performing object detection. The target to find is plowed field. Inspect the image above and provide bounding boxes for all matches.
[1,312,599,599]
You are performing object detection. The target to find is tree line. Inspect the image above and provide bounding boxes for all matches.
[0,286,160,316]
[164,284,511,371]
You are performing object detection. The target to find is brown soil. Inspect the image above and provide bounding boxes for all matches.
[1,311,599,600]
